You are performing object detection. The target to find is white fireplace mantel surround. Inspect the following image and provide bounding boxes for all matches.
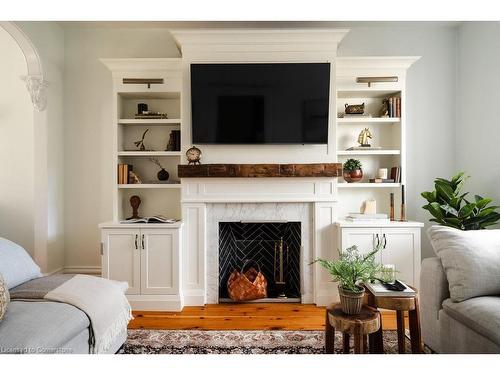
[181,178,338,306]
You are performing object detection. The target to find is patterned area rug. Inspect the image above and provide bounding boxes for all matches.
[120,329,422,354]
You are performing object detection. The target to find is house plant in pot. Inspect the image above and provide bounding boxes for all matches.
[343,158,363,183]
[314,244,383,315]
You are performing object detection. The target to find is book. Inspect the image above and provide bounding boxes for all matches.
[396,97,401,117]
[390,166,401,183]
[117,164,133,184]
[120,215,180,224]
[346,218,391,223]
[365,280,416,297]
[369,178,395,183]
[388,97,393,117]
[348,213,388,219]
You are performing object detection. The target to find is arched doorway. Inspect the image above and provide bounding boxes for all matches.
[0,22,49,271]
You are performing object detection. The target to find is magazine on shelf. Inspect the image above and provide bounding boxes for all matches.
[120,215,179,224]
[365,280,416,297]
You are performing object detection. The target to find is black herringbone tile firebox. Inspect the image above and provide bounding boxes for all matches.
[218,222,301,301]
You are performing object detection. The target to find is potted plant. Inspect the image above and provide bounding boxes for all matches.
[421,172,500,230]
[343,158,363,183]
[314,244,383,315]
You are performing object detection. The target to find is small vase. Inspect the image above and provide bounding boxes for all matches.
[157,168,169,181]
[338,285,365,315]
[343,169,363,183]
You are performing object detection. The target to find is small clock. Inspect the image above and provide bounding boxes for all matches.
[186,146,202,165]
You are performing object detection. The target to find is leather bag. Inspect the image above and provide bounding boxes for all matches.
[227,259,268,301]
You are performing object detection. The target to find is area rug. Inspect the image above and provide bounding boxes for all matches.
[120,329,423,354]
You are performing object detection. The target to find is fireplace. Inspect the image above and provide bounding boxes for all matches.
[218,221,301,302]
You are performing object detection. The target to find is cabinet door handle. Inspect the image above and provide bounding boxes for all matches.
[134,234,138,250]
[375,233,380,248]
[141,234,145,250]
[382,234,387,249]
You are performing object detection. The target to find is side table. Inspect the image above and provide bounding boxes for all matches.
[325,303,380,354]
[366,285,423,354]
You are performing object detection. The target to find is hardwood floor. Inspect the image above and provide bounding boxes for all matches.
[129,303,404,331]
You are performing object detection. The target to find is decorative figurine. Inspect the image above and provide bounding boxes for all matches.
[345,103,365,115]
[149,157,169,181]
[134,129,149,151]
[379,98,389,117]
[357,128,373,147]
[129,171,142,184]
[128,195,142,219]
[186,146,202,165]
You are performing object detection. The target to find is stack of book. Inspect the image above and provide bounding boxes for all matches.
[387,97,401,118]
[345,213,390,223]
[365,280,416,297]
[117,164,133,184]
[369,178,395,183]
[390,166,402,183]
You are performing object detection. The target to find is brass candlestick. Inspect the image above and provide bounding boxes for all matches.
[390,193,395,221]
[400,185,407,222]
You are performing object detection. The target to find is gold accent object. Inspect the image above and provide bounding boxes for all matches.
[357,128,373,147]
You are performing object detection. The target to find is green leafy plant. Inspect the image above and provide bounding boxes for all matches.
[421,172,500,230]
[343,158,362,172]
[313,245,384,292]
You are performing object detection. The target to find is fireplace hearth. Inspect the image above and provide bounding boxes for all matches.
[218,222,301,302]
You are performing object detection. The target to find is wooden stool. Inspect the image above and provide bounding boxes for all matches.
[366,286,423,354]
[325,304,380,354]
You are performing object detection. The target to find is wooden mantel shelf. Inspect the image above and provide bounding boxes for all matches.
[178,163,342,178]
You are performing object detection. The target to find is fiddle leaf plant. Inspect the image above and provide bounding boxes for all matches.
[313,244,384,292]
[421,172,500,230]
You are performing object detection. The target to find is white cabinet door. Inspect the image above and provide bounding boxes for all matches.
[380,228,420,287]
[140,229,179,295]
[101,229,141,295]
[341,228,382,263]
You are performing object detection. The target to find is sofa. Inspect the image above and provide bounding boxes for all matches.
[421,226,500,353]
[0,238,128,354]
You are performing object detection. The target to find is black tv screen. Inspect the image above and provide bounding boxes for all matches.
[190,63,330,144]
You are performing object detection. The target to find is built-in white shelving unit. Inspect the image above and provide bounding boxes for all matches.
[101,58,183,222]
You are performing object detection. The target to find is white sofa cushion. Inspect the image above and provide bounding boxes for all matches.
[0,238,42,289]
[428,225,500,302]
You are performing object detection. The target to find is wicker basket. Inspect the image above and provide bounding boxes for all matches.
[338,285,365,315]
[227,260,268,301]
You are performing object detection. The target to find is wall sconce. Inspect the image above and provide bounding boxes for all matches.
[123,78,164,89]
[356,76,398,87]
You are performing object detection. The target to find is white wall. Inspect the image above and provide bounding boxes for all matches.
[17,22,66,273]
[61,24,459,268]
[456,22,500,221]
[338,25,458,258]
[63,28,179,270]
[0,27,35,255]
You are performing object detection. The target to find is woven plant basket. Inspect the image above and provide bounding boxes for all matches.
[338,285,365,315]
[227,260,268,302]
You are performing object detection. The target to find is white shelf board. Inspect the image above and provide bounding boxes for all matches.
[337,89,401,98]
[337,117,400,124]
[99,221,183,229]
[337,183,401,188]
[118,183,181,189]
[337,150,401,156]
[118,151,182,157]
[335,220,424,228]
[118,119,181,125]
[117,92,180,100]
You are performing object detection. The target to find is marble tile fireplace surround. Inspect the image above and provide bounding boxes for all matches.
[181,178,338,306]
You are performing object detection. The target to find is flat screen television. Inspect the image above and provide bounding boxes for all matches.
[190,63,330,144]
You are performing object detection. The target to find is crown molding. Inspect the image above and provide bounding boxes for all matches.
[170,28,350,57]
[336,56,421,76]
[100,58,182,75]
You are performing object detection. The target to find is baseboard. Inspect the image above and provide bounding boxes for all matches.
[315,294,339,307]
[43,267,64,276]
[128,294,183,312]
[63,266,102,275]
[182,289,206,306]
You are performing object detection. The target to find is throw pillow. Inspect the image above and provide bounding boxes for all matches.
[0,273,9,321]
[428,225,500,302]
[0,237,42,289]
